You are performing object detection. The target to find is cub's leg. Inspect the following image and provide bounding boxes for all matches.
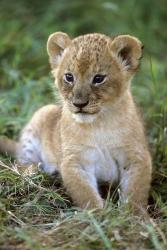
[17,105,60,174]
[17,126,43,168]
[17,125,58,174]
[61,157,103,209]
[119,151,152,213]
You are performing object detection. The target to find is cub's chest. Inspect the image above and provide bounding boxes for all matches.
[83,147,119,183]
[81,127,125,183]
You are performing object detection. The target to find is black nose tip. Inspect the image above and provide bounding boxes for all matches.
[73,100,89,108]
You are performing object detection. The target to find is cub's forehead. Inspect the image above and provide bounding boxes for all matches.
[73,33,110,50]
[65,34,112,73]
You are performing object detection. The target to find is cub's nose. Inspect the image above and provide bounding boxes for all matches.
[73,100,89,108]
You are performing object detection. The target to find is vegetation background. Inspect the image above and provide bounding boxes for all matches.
[0,0,166,249]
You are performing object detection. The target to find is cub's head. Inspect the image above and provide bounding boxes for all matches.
[47,32,143,123]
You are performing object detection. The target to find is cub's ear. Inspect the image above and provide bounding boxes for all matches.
[47,32,71,68]
[110,35,143,72]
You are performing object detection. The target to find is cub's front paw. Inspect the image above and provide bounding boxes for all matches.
[80,196,104,210]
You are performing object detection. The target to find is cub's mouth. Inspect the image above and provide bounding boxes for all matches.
[75,110,94,115]
[73,104,100,115]
[68,101,101,123]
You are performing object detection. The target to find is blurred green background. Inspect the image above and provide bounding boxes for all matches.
[0,0,166,169]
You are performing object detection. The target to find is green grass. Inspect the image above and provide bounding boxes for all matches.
[0,0,167,249]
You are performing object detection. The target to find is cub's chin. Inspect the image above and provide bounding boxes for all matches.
[72,112,98,124]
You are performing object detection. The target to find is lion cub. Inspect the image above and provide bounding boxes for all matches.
[0,32,152,212]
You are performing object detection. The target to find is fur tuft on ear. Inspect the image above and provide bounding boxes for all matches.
[47,32,71,68]
[110,35,143,72]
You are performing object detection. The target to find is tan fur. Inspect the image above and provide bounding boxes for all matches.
[0,137,18,157]
[0,32,152,212]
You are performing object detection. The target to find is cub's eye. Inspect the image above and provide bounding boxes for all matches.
[64,73,74,84]
[92,74,106,85]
